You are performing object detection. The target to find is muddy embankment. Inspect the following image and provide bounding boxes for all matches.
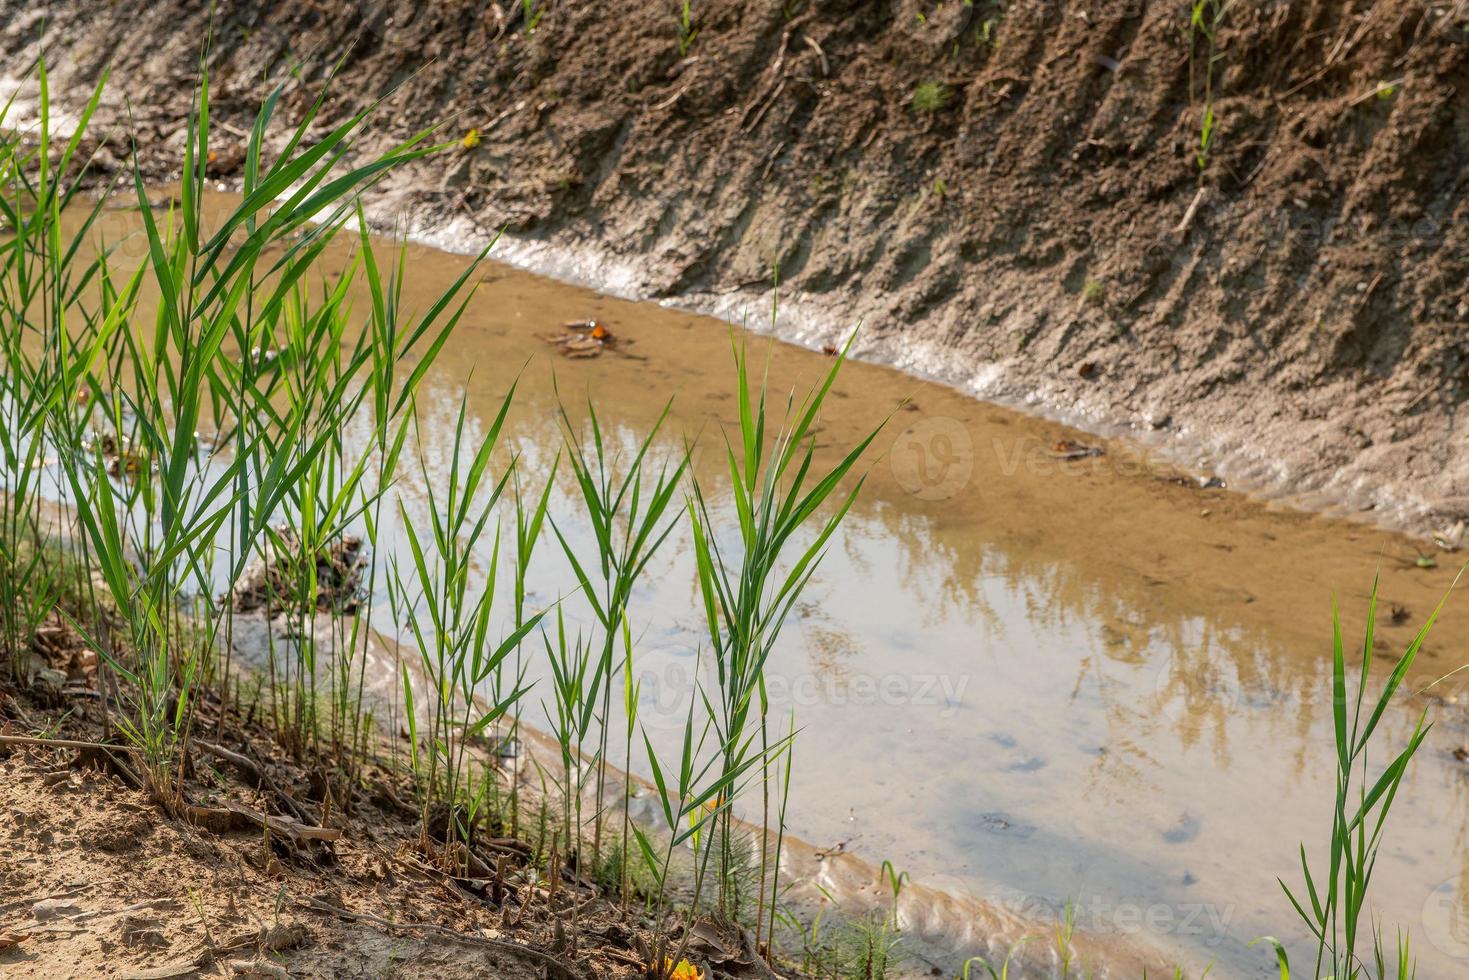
[3,0,1467,536]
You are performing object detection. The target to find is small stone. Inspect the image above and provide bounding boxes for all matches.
[75,649,99,676]
[120,916,169,949]
[31,898,82,922]
[35,668,66,692]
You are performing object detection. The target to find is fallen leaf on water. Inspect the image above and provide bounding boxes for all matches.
[543,320,624,358]
[543,333,605,358]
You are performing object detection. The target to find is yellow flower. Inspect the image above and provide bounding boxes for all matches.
[665,959,701,980]
[462,128,481,150]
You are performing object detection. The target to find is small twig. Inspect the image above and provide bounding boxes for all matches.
[225,961,288,979]
[804,35,828,77]
[761,140,787,183]
[740,22,802,130]
[1280,11,1378,98]
[652,86,687,112]
[1,733,145,790]
[1346,77,1405,109]
[743,79,786,134]
[0,733,138,753]
[480,101,521,137]
[1361,271,1385,300]
[1173,186,1209,234]
[182,800,340,842]
[602,948,644,968]
[194,739,314,826]
[14,898,179,931]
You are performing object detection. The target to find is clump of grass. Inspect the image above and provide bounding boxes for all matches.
[593,835,656,903]
[503,460,557,837]
[537,604,597,948]
[334,218,482,778]
[963,939,1030,980]
[632,674,787,973]
[911,80,953,114]
[798,909,903,979]
[0,53,889,971]
[391,389,543,867]
[46,56,441,799]
[0,62,106,684]
[550,393,685,880]
[685,330,882,944]
[879,860,909,929]
[1255,576,1457,979]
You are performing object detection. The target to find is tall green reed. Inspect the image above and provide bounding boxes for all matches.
[1258,577,1456,980]
[633,669,790,974]
[505,460,557,835]
[686,333,881,939]
[341,214,494,776]
[551,393,687,876]
[0,64,117,682]
[539,603,599,950]
[391,391,543,864]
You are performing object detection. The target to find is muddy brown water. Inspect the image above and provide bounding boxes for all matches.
[64,193,1469,978]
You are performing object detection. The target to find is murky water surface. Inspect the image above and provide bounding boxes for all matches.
[76,195,1469,977]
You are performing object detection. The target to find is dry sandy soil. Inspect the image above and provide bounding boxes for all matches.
[0,0,1465,536]
[0,665,783,980]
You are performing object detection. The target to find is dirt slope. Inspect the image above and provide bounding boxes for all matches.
[3,0,1467,535]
